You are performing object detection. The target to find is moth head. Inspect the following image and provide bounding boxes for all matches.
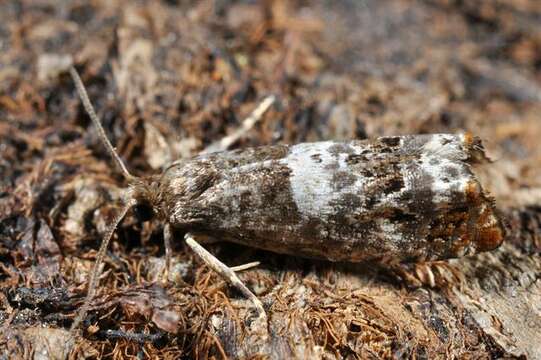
[132,201,154,222]
[127,177,163,222]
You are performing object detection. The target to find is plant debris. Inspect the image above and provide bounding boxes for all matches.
[1,0,541,358]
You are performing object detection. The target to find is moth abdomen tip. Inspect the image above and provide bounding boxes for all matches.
[463,180,505,253]
[474,224,505,253]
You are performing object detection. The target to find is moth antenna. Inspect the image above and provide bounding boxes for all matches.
[70,201,134,331]
[69,66,134,181]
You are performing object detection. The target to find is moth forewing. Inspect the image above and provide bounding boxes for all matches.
[161,134,504,263]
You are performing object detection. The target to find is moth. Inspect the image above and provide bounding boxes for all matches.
[67,67,505,331]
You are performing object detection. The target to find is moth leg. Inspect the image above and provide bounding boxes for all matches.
[162,223,173,283]
[184,232,267,322]
[391,261,464,289]
[230,261,260,272]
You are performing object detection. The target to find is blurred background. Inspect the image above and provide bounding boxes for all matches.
[1,1,540,358]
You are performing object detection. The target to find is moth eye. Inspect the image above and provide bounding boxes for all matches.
[133,203,154,222]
